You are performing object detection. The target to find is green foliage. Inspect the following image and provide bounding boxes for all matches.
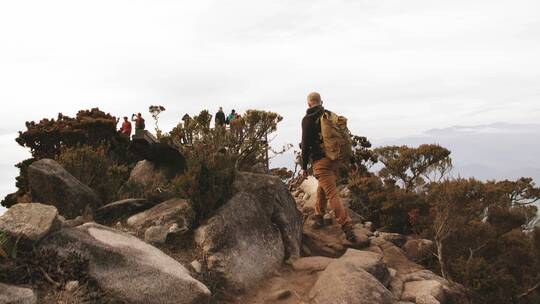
[335,134,378,184]
[57,144,131,203]
[135,108,285,222]
[450,255,518,304]
[350,143,540,302]
[488,205,534,235]
[170,150,235,222]
[349,175,428,233]
[425,178,540,303]
[380,187,427,233]
[166,109,285,171]
[350,135,378,175]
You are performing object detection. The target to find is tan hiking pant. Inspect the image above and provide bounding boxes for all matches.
[312,157,352,227]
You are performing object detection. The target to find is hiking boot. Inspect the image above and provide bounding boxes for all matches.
[311,214,325,229]
[342,225,357,243]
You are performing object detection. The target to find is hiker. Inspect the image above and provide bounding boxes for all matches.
[119,116,132,136]
[132,113,145,131]
[182,113,193,144]
[299,92,357,242]
[230,113,245,137]
[215,107,226,127]
[226,109,236,125]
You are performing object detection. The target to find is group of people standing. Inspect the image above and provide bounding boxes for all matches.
[214,107,240,127]
[117,107,241,138]
[119,113,145,137]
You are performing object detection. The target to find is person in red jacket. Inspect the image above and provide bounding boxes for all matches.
[120,116,132,136]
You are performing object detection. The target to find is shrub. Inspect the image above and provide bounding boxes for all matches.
[160,109,286,222]
[57,144,131,203]
[165,109,286,171]
[426,178,540,303]
[170,142,236,222]
[348,175,428,234]
[2,108,137,208]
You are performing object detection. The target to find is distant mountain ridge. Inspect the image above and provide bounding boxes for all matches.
[377,122,540,183]
[425,122,540,136]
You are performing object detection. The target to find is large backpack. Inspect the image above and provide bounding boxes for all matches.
[319,110,352,163]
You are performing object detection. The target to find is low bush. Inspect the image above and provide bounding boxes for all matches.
[57,144,131,203]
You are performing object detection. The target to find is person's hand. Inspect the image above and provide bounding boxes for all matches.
[299,169,308,179]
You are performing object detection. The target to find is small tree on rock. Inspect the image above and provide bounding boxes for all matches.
[375,144,452,191]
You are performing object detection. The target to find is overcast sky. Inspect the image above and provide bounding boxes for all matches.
[1,0,539,212]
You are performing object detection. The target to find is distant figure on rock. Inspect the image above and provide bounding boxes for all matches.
[299,92,357,243]
[182,113,193,144]
[230,113,245,137]
[132,113,146,134]
[120,116,132,137]
[215,107,226,127]
[226,109,236,125]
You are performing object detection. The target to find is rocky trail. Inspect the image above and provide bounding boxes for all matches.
[0,159,466,304]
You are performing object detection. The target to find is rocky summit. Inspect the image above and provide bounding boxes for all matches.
[0,160,466,304]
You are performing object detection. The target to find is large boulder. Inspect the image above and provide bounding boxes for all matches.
[40,223,210,304]
[0,203,60,241]
[291,256,335,272]
[402,239,434,262]
[127,198,194,229]
[127,198,195,244]
[309,250,396,304]
[340,249,391,286]
[95,198,154,223]
[370,237,465,302]
[401,280,445,303]
[27,159,102,218]
[194,172,302,291]
[0,283,36,304]
[127,160,167,186]
[303,219,370,258]
[376,232,407,247]
[302,220,349,258]
[298,176,318,209]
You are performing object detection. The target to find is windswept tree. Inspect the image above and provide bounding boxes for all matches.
[166,109,287,171]
[427,178,487,280]
[148,105,166,137]
[350,135,378,177]
[15,108,122,159]
[160,109,288,220]
[375,144,452,191]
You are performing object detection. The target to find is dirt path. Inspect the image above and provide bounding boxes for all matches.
[234,264,320,304]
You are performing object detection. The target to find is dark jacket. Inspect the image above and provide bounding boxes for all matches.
[215,111,226,126]
[301,105,326,170]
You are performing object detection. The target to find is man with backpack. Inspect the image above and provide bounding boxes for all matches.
[299,92,357,242]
